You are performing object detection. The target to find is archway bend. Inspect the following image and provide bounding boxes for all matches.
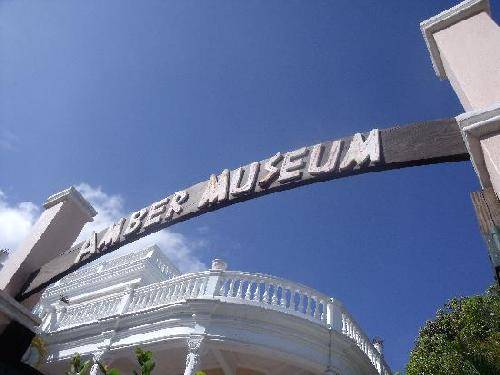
[21,117,468,299]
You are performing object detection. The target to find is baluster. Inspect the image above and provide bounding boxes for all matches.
[197,278,203,297]
[181,281,187,297]
[129,295,138,310]
[148,290,157,307]
[191,279,198,297]
[203,276,209,295]
[228,279,236,297]
[135,294,143,309]
[253,281,262,302]
[175,282,183,299]
[165,285,173,302]
[216,277,226,296]
[183,280,191,298]
[305,294,311,315]
[99,302,106,317]
[297,291,304,312]
[313,296,320,319]
[280,286,287,308]
[236,279,244,299]
[158,287,167,303]
[134,293,142,309]
[154,288,163,305]
[171,284,178,301]
[180,281,187,300]
[262,283,270,303]
[320,300,326,322]
[271,285,278,306]
[191,279,200,298]
[245,280,253,300]
[142,292,149,308]
[171,283,178,300]
[189,279,196,297]
[144,291,153,307]
[196,278,203,297]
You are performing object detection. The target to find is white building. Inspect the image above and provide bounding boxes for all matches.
[26,245,391,375]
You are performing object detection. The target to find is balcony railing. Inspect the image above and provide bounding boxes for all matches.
[38,270,391,375]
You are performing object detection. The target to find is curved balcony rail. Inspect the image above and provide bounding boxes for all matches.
[39,270,391,374]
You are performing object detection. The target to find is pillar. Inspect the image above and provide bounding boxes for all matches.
[421,0,500,283]
[421,0,500,197]
[0,186,96,298]
[421,0,500,111]
[183,336,204,375]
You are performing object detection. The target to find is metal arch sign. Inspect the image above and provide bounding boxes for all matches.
[21,117,468,299]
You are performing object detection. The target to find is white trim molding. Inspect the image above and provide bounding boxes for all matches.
[457,103,500,188]
[420,0,491,79]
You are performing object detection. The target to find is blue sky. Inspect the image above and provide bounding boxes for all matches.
[0,0,497,371]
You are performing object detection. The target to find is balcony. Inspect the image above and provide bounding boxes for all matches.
[33,255,391,375]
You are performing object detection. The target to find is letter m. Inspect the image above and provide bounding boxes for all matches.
[339,129,380,171]
[198,169,230,208]
[98,218,125,251]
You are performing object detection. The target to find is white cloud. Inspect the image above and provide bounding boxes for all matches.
[0,184,206,273]
[75,183,206,273]
[0,190,39,251]
[0,130,19,151]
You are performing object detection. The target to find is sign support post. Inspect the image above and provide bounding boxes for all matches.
[421,0,500,284]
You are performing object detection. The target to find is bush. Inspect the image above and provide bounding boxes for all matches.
[406,285,500,375]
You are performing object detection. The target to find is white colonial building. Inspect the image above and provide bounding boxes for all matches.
[26,245,391,375]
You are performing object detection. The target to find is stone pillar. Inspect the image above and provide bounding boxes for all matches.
[202,259,227,298]
[421,1,500,201]
[0,187,96,298]
[421,0,500,111]
[326,298,343,332]
[183,336,204,375]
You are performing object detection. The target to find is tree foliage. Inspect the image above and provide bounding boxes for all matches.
[407,285,500,375]
[133,348,155,375]
[65,353,92,375]
[97,361,121,375]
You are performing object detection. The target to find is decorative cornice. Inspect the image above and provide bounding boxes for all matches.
[43,186,97,219]
[420,0,491,79]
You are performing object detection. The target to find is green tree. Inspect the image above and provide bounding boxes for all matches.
[66,353,92,375]
[97,361,121,375]
[133,348,156,375]
[407,285,500,375]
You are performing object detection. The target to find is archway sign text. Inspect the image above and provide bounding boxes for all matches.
[21,118,468,299]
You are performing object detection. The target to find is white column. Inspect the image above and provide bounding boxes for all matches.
[422,1,500,199]
[327,298,343,332]
[0,187,96,297]
[203,259,227,298]
[421,0,500,111]
[183,336,204,375]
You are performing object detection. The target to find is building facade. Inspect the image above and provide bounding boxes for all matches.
[26,245,391,375]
